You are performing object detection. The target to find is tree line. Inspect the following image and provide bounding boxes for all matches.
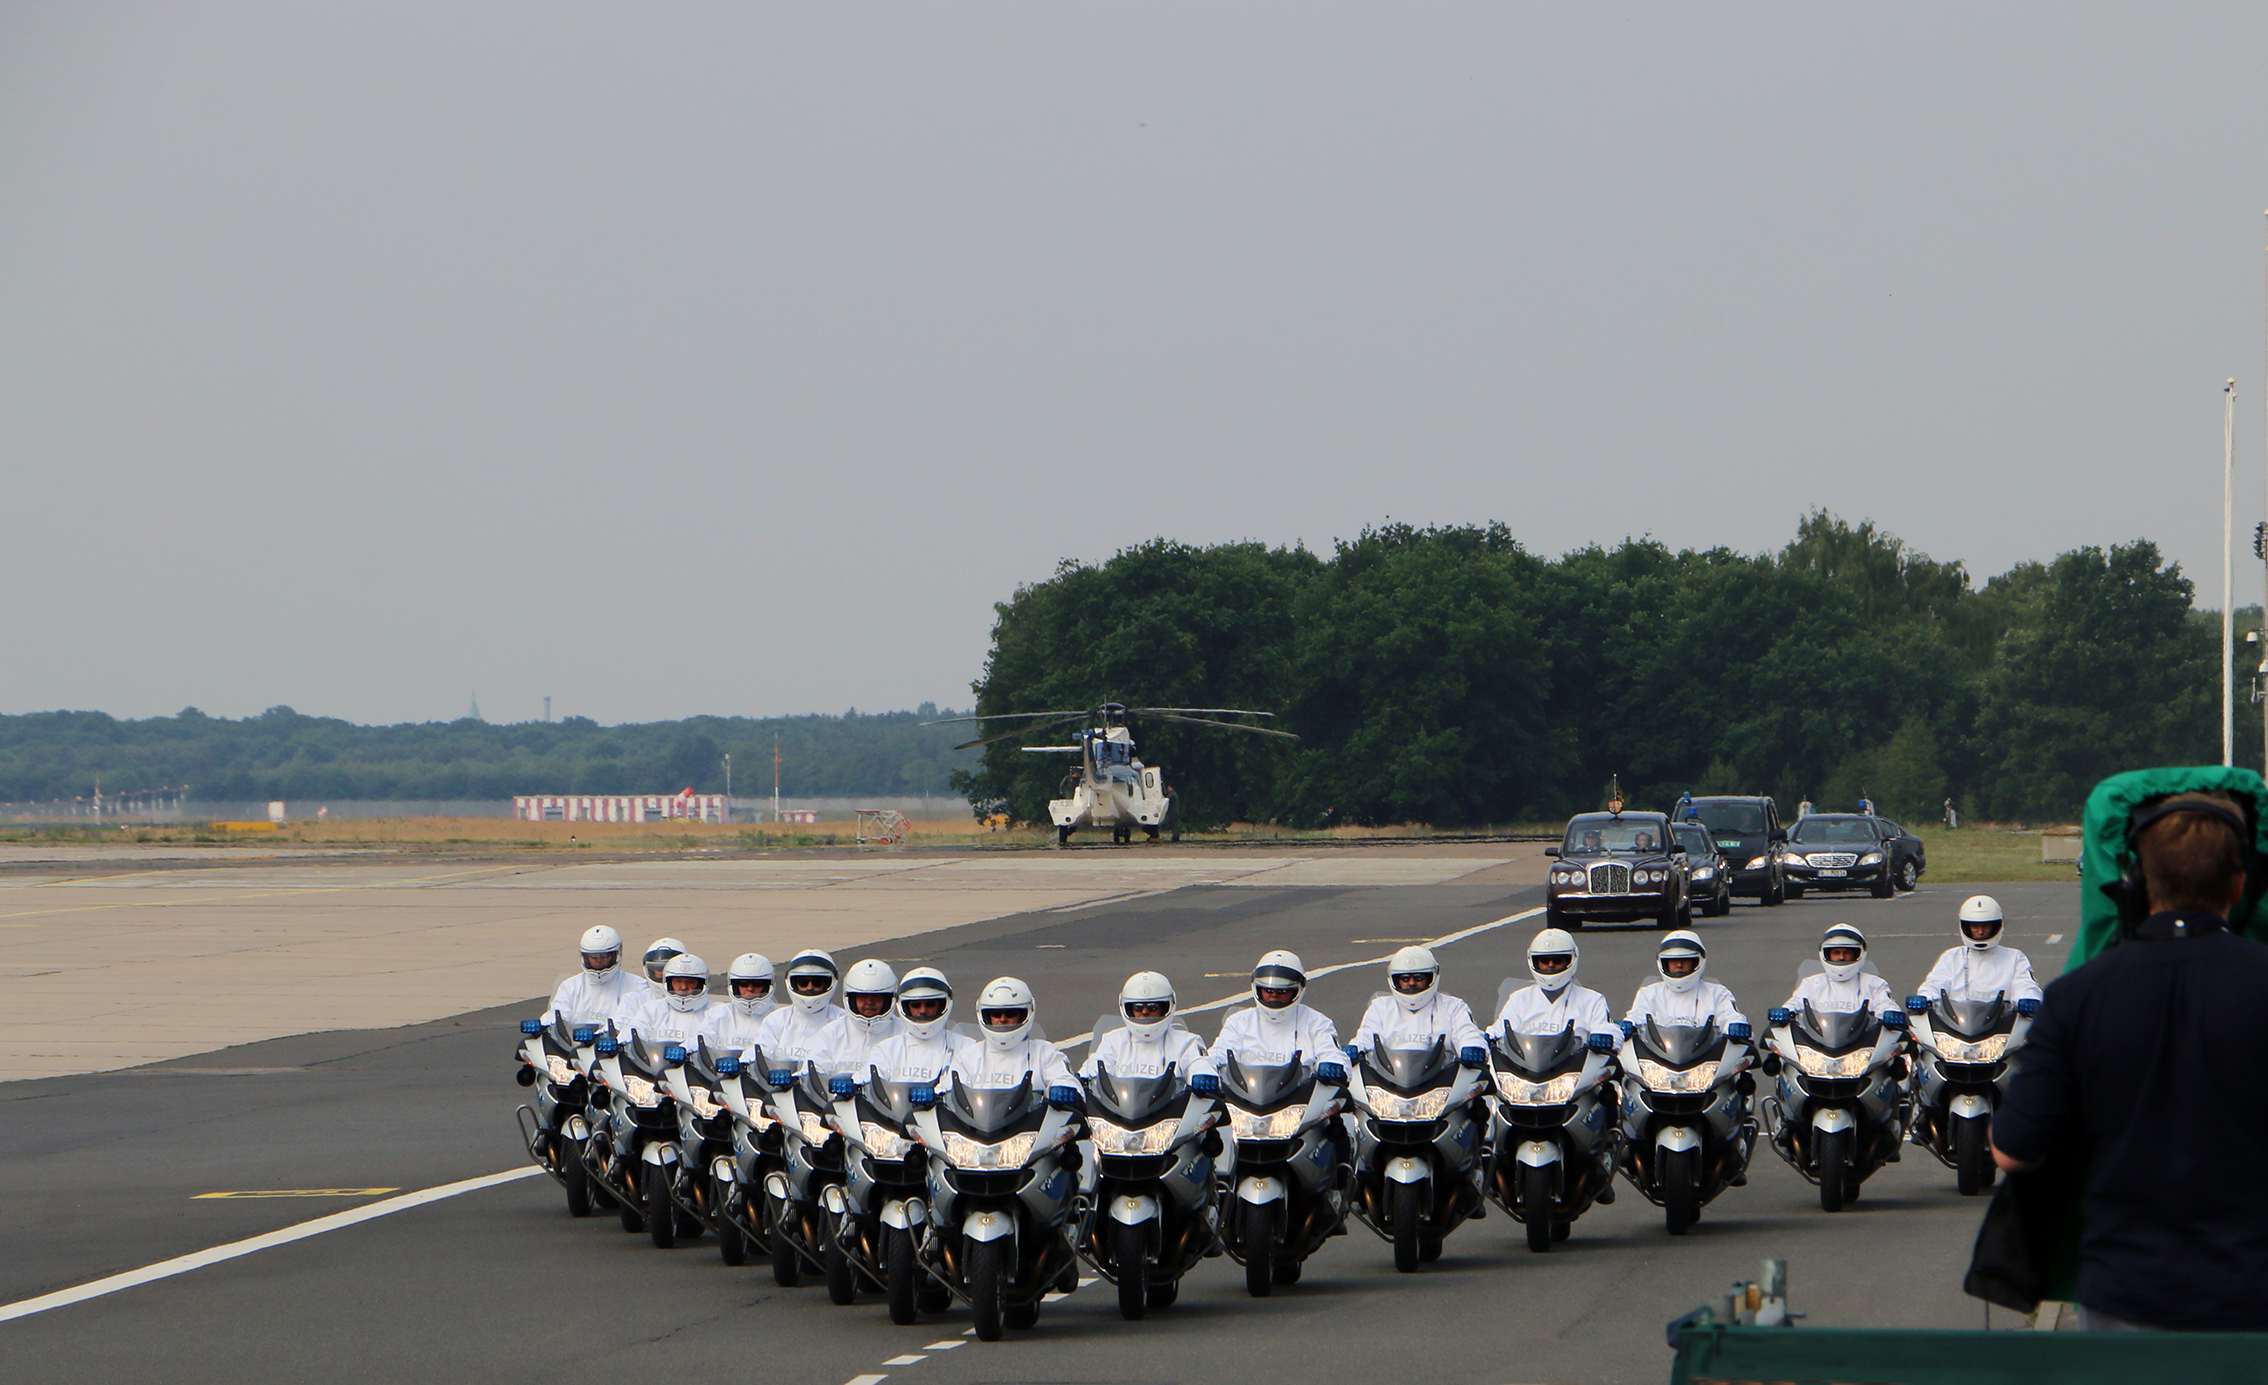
[0,705,975,803]
[956,513,2240,829]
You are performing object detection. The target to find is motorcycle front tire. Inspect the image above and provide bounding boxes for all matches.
[647,1168,677,1249]
[563,1144,593,1218]
[969,1237,1008,1341]
[1242,1201,1275,1297]
[1817,1129,1850,1212]
[617,1168,646,1234]
[886,1228,920,1325]
[772,1227,801,1287]
[717,1217,746,1266]
[1114,1220,1149,1321]
[826,1231,857,1305]
[1389,1181,1423,1273]
[1955,1116,1994,1196]
[1521,1165,1553,1253]
[1661,1149,1697,1236]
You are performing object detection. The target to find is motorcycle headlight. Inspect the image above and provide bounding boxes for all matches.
[859,1121,915,1160]
[797,1110,834,1144]
[1635,1058,1719,1093]
[1089,1117,1180,1156]
[1859,850,1885,865]
[1226,1105,1310,1140]
[1934,1033,2011,1063]
[940,1130,1039,1169]
[686,1087,724,1119]
[1794,1046,1874,1078]
[544,1055,575,1085]
[1494,1071,1581,1104]
[1362,1086,1452,1121]
[623,1075,663,1108]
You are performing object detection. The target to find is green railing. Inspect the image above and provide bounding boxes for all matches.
[1671,1320,2268,1385]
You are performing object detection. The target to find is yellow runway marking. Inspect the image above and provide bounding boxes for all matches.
[0,864,531,923]
[195,1188,399,1200]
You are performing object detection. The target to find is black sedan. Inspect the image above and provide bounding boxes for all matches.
[1780,813,1927,899]
[1545,811,1691,930]
[1672,820,1734,918]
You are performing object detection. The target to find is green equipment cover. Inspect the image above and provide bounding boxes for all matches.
[2070,765,2268,970]
[1672,1320,2268,1385]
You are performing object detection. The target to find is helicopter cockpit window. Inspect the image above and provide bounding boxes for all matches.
[1094,740,1134,768]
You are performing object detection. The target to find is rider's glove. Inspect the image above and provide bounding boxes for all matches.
[1047,1085,1080,1110]
[828,1074,854,1098]
[2015,997,2040,1016]
[1458,1046,1486,1069]
[909,1084,937,1109]
[767,1069,793,1090]
[1189,1072,1220,1095]
[1316,1061,1348,1084]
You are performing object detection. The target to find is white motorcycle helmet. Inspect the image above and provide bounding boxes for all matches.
[1656,931,1708,996]
[895,968,954,1041]
[726,953,775,1018]
[1119,971,1177,1042]
[1252,950,1307,1012]
[660,952,710,1014]
[642,937,688,996]
[977,976,1035,1053]
[1528,927,1579,996]
[784,949,840,1016]
[1959,895,2005,952]
[1820,924,1868,985]
[579,925,622,980]
[1387,944,1439,1013]
[843,958,901,1035]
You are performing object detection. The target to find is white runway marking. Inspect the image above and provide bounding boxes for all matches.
[0,1166,541,1323]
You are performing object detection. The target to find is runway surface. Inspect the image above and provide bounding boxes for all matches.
[0,868,2074,1384]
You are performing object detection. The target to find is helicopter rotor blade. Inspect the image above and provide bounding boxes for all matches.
[923,710,1090,727]
[1130,711,1300,740]
[951,713,1092,751]
[1126,707,1275,718]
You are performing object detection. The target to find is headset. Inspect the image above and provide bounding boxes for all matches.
[2110,796,2261,935]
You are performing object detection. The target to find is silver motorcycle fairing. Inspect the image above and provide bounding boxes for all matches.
[1765,1002,1905,1188]
[1615,1020,1754,1209]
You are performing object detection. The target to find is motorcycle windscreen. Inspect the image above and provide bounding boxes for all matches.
[1493,1022,1587,1077]
[1639,1019,1725,1067]
[865,1077,930,1123]
[943,1074,1041,1133]
[1218,1052,1311,1107]
[1083,1061,1184,1123]
[1365,1035,1453,1091]
[1933,995,2010,1038]
[1795,1004,1880,1051]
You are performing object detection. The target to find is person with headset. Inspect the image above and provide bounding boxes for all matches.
[1916,895,2042,1005]
[1992,790,2268,1330]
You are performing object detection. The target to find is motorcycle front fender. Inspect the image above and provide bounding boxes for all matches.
[1383,1155,1430,1185]
[1810,1106,1857,1135]
[1236,1174,1286,1206]
[963,1208,1016,1243]
[640,1142,681,1167]
[881,1197,928,1231]
[1947,1093,1993,1121]
[1107,1193,1159,1226]
[1515,1139,1561,1168]
[1654,1125,1702,1155]
[821,1182,849,1215]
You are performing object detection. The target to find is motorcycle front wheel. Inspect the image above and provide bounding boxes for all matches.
[969,1238,1008,1341]
[771,1226,801,1287]
[647,1168,677,1249]
[1114,1221,1149,1321]
[563,1143,593,1218]
[1242,1202,1274,1298]
[1661,1150,1697,1236]
[717,1218,746,1266]
[1954,1116,1993,1197]
[1389,1181,1423,1273]
[826,1230,857,1305]
[1521,1165,1553,1253]
[886,1227,919,1325]
[1817,1129,1850,1212]
[617,1167,646,1234]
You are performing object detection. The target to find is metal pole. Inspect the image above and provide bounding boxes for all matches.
[773,736,782,825]
[2227,379,2237,765]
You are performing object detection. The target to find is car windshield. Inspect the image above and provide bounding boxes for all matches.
[1692,803,1765,834]
[1563,817,1669,854]
[1791,817,1878,845]
[1673,826,1712,856]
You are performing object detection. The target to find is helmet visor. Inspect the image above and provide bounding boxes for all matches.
[1124,999,1171,1022]
[1823,946,1862,966]
[1660,955,1700,978]
[730,978,772,1000]
[583,950,619,972]
[788,974,834,996]
[980,1006,1029,1032]
[900,995,947,1022]
[1530,953,1573,975]
[666,976,705,997]
[1390,972,1434,995]
[1963,918,2001,942]
[847,992,893,1018]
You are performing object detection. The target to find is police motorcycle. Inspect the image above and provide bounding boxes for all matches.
[708,1045,786,1272]
[1347,1033,1488,1272]
[1215,1051,1348,1296]
[661,1038,755,1264]
[834,1070,952,1321]
[1906,991,2034,1195]
[905,1073,1085,1341]
[513,1015,607,1217]
[751,1049,856,1292]
[585,1026,705,1246]
[1074,1014,1223,1320]
[1483,1009,1621,1252]
[1617,1016,1757,1235]
[1763,985,1909,1212]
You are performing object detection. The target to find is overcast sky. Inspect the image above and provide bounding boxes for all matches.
[6,5,2268,726]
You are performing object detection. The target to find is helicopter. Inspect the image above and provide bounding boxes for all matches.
[930,703,1297,845]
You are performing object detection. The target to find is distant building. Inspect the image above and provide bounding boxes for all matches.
[514,793,727,824]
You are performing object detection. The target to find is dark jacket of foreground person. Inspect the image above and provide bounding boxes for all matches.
[1993,908,2268,1330]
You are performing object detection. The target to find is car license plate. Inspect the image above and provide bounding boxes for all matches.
[1818,868,1847,877]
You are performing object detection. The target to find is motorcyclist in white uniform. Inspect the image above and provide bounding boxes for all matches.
[605,936,689,1032]
[696,952,777,1057]
[1494,928,1618,1041]
[1351,945,1487,1061]
[1916,895,2043,1005]
[1081,972,1214,1088]
[1215,950,1345,1076]
[1782,924,1900,1017]
[1624,931,1748,1031]
[616,952,713,1049]
[749,949,852,1087]
[541,925,637,1027]
[863,969,976,1090]
[943,977,1078,1102]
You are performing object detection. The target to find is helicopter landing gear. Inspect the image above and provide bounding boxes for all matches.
[1144,826,1160,843]
[1057,826,1073,845]
[1110,825,1134,845]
